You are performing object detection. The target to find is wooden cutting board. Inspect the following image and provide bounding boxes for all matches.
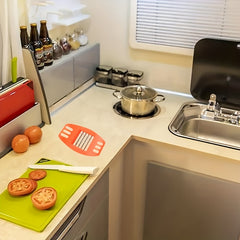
[0,158,88,232]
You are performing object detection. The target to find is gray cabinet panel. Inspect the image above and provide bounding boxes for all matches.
[76,195,108,240]
[73,44,100,88]
[59,170,109,240]
[40,58,74,106]
[40,44,100,106]
[144,162,240,240]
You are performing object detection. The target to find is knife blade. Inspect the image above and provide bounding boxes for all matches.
[28,165,98,175]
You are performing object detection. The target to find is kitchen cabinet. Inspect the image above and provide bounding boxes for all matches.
[144,161,240,240]
[40,44,99,106]
[51,170,109,240]
[114,138,240,240]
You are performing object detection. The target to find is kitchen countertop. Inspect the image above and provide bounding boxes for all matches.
[0,82,239,240]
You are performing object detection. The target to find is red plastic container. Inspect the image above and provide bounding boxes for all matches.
[0,79,35,127]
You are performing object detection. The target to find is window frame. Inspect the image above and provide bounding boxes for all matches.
[129,0,240,56]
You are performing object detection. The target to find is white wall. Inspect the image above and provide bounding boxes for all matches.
[82,0,193,94]
[19,0,193,94]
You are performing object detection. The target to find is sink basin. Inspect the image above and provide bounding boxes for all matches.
[169,102,240,150]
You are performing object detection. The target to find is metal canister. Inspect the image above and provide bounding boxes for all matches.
[111,68,128,87]
[94,65,112,84]
[127,70,144,85]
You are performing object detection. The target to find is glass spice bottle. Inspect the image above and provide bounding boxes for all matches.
[30,23,44,70]
[59,36,71,55]
[68,33,80,50]
[20,26,34,51]
[39,20,53,66]
[52,38,63,60]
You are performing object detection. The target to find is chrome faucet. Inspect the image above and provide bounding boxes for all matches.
[207,94,220,112]
[201,93,240,125]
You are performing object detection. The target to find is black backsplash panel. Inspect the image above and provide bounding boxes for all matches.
[191,38,240,109]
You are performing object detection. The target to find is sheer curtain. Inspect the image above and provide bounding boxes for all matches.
[0,0,25,87]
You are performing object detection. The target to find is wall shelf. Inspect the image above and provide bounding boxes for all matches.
[29,1,90,30]
[51,14,90,28]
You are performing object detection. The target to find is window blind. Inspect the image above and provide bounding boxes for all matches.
[129,0,240,55]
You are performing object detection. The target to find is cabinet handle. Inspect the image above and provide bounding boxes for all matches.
[80,231,88,240]
[55,212,80,240]
[53,197,87,240]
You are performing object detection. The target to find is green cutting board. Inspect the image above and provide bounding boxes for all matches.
[0,158,88,232]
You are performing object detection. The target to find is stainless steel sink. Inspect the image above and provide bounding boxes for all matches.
[169,102,240,150]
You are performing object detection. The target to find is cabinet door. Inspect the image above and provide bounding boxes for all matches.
[76,194,109,240]
[59,170,109,240]
[143,162,240,240]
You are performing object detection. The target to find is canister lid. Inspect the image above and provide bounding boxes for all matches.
[127,70,143,78]
[96,65,112,73]
[127,70,144,81]
[112,68,128,75]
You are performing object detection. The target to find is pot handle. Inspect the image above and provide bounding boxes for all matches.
[113,90,122,99]
[153,94,165,103]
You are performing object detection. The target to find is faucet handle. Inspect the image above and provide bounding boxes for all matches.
[207,93,219,111]
[209,93,217,101]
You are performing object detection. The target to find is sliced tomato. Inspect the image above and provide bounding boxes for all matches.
[29,169,47,180]
[7,178,36,196]
[30,179,38,192]
[31,187,57,210]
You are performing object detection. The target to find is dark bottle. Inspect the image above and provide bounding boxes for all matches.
[20,26,34,51]
[39,20,53,66]
[30,23,44,70]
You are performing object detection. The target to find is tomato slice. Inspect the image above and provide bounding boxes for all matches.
[8,178,36,196]
[30,179,38,192]
[29,169,47,180]
[31,187,57,210]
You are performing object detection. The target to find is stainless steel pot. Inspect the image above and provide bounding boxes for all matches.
[113,85,165,116]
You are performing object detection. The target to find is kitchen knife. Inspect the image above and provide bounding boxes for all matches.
[28,165,98,175]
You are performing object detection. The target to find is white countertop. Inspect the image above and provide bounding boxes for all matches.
[0,83,239,240]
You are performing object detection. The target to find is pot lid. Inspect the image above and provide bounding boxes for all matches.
[191,38,240,109]
[121,85,157,100]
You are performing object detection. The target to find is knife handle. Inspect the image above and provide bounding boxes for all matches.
[58,166,99,175]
